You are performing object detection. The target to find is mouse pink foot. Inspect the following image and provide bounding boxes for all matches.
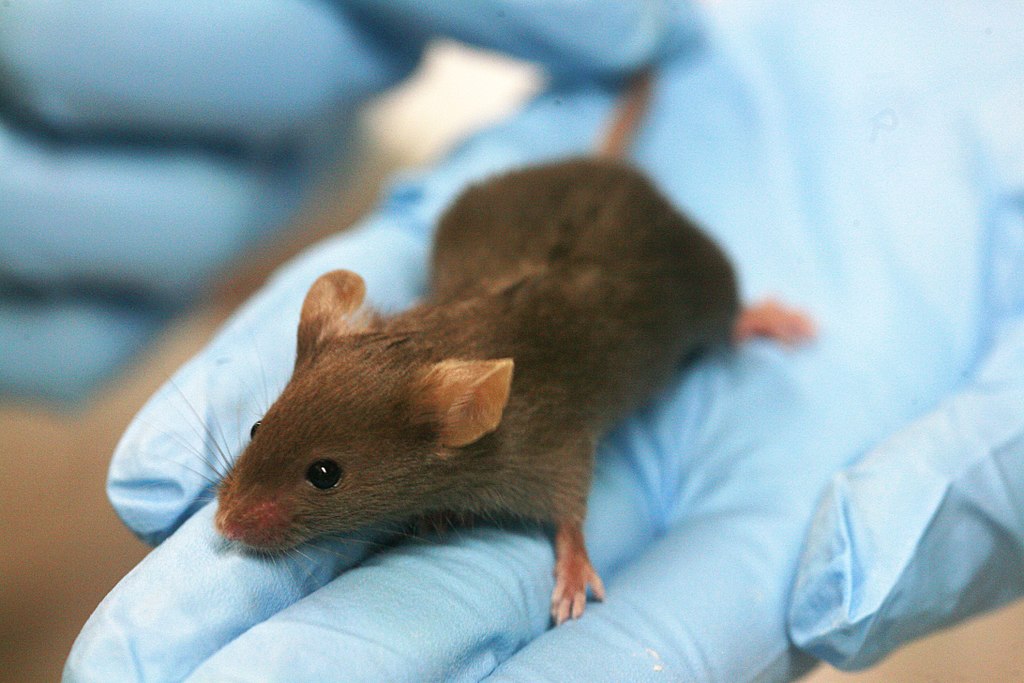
[733,298,816,346]
[551,521,605,625]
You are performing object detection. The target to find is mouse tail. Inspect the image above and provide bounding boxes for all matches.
[597,69,654,159]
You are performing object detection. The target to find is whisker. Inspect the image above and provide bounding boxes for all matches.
[171,461,220,488]
[233,387,247,460]
[287,550,322,588]
[127,479,218,500]
[309,537,388,554]
[363,524,432,546]
[249,332,273,415]
[291,546,316,564]
[163,385,230,474]
[136,415,227,480]
[204,389,240,478]
[269,551,282,579]
[167,378,236,476]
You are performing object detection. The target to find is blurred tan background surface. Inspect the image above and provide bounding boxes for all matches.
[2,42,1021,683]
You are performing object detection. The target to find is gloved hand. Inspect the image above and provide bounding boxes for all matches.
[0,0,426,401]
[64,2,1024,681]
[789,312,1024,670]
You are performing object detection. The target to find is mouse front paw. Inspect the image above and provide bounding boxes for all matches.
[551,520,605,624]
[551,558,606,624]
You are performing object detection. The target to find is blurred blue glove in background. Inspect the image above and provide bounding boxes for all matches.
[57,1,1024,681]
[0,0,420,400]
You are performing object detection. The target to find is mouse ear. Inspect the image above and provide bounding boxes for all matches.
[418,358,514,449]
[297,270,366,357]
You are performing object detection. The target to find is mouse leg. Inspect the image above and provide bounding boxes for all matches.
[551,518,605,625]
[733,298,816,346]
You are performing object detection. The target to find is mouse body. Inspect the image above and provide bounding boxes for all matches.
[215,75,814,623]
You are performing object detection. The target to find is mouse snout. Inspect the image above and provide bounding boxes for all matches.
[216,499,292,548]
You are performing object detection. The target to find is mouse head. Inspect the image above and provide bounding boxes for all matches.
[215,270,513,552]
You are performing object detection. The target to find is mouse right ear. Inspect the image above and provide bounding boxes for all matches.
[297,270,366,357]
[417,358,514,449]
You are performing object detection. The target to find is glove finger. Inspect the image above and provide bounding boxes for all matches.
[63,503,384,683]
[346,0,700,77]
[487,521,817,683]
[0,293,166,402]
[789,315,1024,670]
[0,0,415,143]
[0,119,309,301]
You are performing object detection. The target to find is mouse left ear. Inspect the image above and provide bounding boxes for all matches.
[297,270,366,357]
[417,358,514,449]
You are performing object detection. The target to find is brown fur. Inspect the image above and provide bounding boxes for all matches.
[216,158,740,550]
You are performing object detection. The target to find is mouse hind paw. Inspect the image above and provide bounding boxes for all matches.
[733,298,816,346]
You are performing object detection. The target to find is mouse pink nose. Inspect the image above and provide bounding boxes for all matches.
[219,499,291,547]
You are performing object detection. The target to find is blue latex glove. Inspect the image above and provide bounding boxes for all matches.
[65,2,1024,681]
[789,312,1024,670]
[784,4,1024,670]
[0,1,417,400]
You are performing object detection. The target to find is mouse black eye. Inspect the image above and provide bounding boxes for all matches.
[250,421,261,439]
[306,459,342,490]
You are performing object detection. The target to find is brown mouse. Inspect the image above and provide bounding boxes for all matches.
[214,71,814,623]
